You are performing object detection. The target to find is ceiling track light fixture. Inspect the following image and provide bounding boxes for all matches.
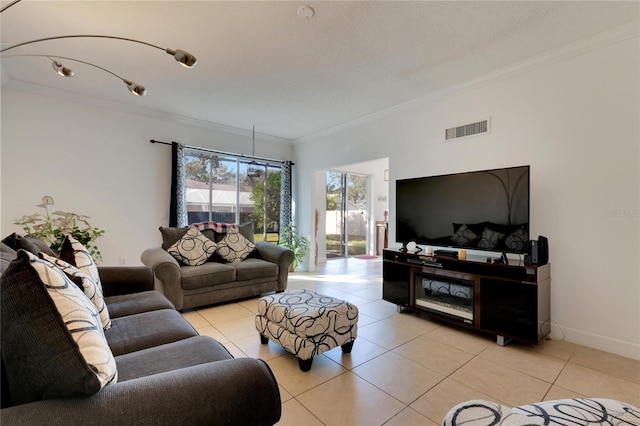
[1,35,197,68]
[0,0,21,13]
[0,35,196,96]
[50,58,74,77]
[1,53,146,96]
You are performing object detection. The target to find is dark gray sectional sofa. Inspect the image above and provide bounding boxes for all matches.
[0,238,281,425]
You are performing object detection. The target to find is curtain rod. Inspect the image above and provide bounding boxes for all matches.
[149,139,293,166]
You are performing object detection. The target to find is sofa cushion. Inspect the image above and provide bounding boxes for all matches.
[41,253,111,330]
[477,227,506,250]
[1,233,54,255]
[59,235,104,293]
[217,229,256,263]
[115,336,233,381]
[1,242,17,274]
[167,227,218,266]
[451,224,479,247]
[159,226,188,250]
[2,233,38,254]
[104,309,198,356]
[24,235,57,256]
[234,258,278,282]
[180,261,236,290]
[0,250,117,405]
[238,222,255,244]
[504,226,529,252]
[105,290,175,318]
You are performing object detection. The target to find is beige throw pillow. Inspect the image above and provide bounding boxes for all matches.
[26,251,117,388]
[216,228,255,263]
[41,253,111,330]
[167,226,218,266]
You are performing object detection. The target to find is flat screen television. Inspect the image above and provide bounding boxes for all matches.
[396,165,530,254]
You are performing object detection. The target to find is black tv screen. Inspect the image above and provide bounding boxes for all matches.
[396,165,530,254]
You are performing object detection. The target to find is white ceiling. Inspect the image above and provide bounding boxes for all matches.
[1,1,638,141]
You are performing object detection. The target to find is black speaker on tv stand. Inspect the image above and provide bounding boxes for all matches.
[525,236,548,265]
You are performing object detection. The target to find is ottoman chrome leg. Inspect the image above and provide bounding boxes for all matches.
[298,357,313,372]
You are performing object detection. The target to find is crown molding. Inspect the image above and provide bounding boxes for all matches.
[4,20,637,147]
[294,20,639,145]
[2,78,293,146]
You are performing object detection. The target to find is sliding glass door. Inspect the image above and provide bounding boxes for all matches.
[325,171,368,258]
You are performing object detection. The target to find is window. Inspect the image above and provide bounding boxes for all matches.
[184,150,283,243]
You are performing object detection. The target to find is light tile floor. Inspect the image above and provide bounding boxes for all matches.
[182,257,640,426]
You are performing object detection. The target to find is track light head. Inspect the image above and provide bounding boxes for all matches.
[1,35,195,96]
[124,80,146,96]
[51,59,74,77]
[167,48,197,68]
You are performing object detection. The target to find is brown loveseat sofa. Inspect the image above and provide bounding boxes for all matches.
[141,223,294,311]
[1,236,281,425]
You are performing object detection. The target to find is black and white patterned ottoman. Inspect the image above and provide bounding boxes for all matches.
[255,289,358,372]
[442,398,640,425]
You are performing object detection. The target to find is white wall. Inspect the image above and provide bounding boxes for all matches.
[294,36,639,359]
[1,88,293,267]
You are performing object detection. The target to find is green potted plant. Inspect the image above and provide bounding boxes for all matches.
[279,223,309,272]
[14,196,106,262]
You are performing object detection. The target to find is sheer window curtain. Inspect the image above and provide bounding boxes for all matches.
[170,142,188,227]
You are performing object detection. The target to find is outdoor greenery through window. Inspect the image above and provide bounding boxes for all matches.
[185,150,282,243]
[325,171,368,257]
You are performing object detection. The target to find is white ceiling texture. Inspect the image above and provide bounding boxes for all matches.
[1,1,638,141]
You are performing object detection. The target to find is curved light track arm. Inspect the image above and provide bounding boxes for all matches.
[1,35,197,67]
[1,53,146,96]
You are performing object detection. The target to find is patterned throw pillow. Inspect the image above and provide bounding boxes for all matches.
[0,250,117,404]
[60,235,103,291]
[477,227,506,250]
[451,224,479,247]
[167,226,218,266]
[217,228,256,263]
[41,253,111,330]
[158,226,189,250]
[505,226,529,252]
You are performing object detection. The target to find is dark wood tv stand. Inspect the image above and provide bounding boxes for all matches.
[382,248,550,345]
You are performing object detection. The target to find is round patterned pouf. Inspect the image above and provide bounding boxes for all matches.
[255,288,358,372]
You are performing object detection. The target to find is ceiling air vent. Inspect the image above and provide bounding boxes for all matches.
[445,118,489,141]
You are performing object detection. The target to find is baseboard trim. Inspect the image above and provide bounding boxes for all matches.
[550,323,640,361]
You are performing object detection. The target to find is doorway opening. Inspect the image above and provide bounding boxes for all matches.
[325,171,368,258]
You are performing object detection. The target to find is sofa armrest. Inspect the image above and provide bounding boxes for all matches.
[98,266,154,297]
[255,242,294,291]
[0,358,281,426]
[140,247,184,310]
